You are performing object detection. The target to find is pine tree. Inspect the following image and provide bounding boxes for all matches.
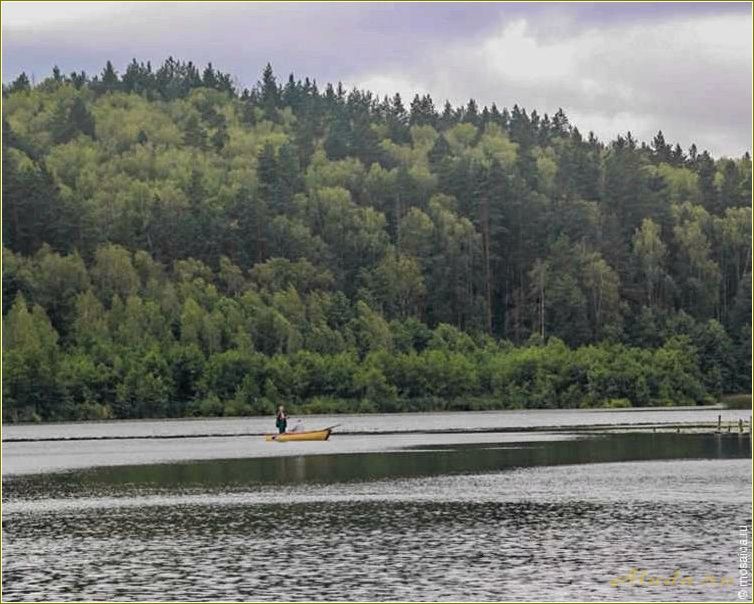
[552,108,570,135]
[210,122,229,152]
[69,71,88,89]
[428,135,451,171]
[260,63,280,121]
[651,130,672,164]
[8,72,31,93]
[202,63,218,89]
[49,98,95,144]
[99,60,120,93]
[324,114,351,160]
[182,114,208,150]
[463,99,479,125]
[695,151,718,212]
[69,98,96,139]
[670,143,686,166]
[257,143,279,207]
[388,93,409,143]
[122,59,152,95]
[282,73,302,111]
[439,101,455,130]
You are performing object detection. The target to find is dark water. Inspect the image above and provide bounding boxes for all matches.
[3,433,752,601]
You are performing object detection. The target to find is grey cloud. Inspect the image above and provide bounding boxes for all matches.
[2,2,750,155]
[3,3,500,85]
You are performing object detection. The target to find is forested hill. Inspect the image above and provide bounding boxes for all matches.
[2,59,751,421]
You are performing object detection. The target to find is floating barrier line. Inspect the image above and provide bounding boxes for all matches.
[3,421,748,443]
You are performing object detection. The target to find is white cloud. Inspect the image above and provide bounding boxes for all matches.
[479,20,578,85]
[349,13,752,156]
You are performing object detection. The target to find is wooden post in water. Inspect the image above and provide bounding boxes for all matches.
[739,418,744,434]
[718,414,721,432]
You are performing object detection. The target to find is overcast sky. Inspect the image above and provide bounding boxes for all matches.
[2,1,752,157]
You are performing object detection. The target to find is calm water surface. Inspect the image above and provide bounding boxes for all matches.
[5,407,748,475]
[3,431,751,602]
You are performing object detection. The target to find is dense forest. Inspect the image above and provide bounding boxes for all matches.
[2,58,751,421]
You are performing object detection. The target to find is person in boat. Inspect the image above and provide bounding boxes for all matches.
[275,405,288,434]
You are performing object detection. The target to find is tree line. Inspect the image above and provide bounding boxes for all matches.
[2,58,751,421]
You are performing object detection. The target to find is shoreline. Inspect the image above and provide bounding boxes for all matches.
[3,420,752,442]
[4,401,746,429]
[3,405,750,441]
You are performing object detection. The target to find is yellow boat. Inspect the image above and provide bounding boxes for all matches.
[264,427,333,442]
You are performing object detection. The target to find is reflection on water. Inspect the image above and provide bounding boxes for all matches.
[3,433,751,602]
[4,432,750,499]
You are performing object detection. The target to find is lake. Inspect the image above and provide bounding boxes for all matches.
[2,409,752,601]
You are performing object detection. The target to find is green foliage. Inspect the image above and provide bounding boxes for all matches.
[3,296,61,420]
[603,398,632,409]
[722,394,752,410]
[2,59,751,420]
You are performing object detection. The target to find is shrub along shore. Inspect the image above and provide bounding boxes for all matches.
[3,265,742,421]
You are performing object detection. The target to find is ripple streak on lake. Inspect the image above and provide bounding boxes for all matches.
[3,433,751,601]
